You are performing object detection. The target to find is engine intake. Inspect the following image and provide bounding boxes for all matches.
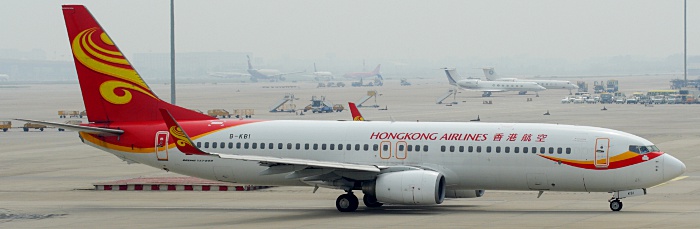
[363,170,445,205]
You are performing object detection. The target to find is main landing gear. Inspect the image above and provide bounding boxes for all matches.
[481,92,492,97]
[336,192,359,212]
[335,191,385,212]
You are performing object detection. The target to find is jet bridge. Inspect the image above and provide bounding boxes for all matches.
[436,89,457,104]
[356,90,379,108]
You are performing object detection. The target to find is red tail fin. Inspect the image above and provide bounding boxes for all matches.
[62,5,214,123]
[348,102,364,121]
[371,64,381,74]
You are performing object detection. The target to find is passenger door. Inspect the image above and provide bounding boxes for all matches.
[594,138,610,168]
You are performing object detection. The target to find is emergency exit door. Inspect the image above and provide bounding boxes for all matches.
[155,131,169,161]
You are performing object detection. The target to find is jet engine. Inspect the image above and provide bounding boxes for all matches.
[362,170,445,205]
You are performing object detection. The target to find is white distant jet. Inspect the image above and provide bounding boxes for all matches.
[443,68,546,97]
[483,67,579,95]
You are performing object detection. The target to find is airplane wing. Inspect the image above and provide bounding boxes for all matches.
[159,109,382,173]
[208,72,251,78]
[14,118,124,136]
[268,70,306,78]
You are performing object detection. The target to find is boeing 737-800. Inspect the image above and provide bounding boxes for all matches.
[22,5,685,213]
[444,68,546,97]
[483,67,579,95]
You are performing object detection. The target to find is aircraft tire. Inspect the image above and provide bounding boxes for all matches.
[610,199,623,211]
[362,194,383,208]
[336,193,359,212]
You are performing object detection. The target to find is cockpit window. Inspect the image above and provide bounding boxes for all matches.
[629,145,659,154]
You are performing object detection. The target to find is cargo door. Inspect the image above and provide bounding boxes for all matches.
[155,131,169,161]
[594,138,610,168]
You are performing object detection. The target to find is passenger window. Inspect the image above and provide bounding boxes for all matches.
[540,147,545,154]
[313,144,318,150]
[441,146,446,152]
[566,148,571,154]
[486,146,492,153]
[287,143,292,150]
[373,144,379,151]
[243,142,249,149]
[346,144,351,150]
[449,146,455,152]
[260,143,265,149]
[278,143,283,149]
[338,144,343,150]
[236,142,241,149]
[459,146,464,152]
[423,145,428,152]
[228,142,233,149]
[476,146,481,153]
[468,146,473,152]
[295,143,301,150]
[505,146,510,153]
[204,142,209,148]
[532,147,537,154]
[549,147,554,154]
[496,146,501,153]
[408,145,413,151]
[557,147,562,154]
[514,147,519,153]
[363,144,369,151]
[415,145,421,152]
[382,144,389,151]
[523,147,528,153]
[322,144,327,150]
[398,144,405,151]
[252,143,257,149]
[305,143,309,150]
[268,143,273,149]
[355,144,361,151]
[220,142,225,149]
[196,142,201,148]
[330,144,335,150]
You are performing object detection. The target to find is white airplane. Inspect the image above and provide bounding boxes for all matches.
[483,67,579,95]
[246,55,305,82]
[444,68,546,97]
[23,5,686,213]
[311,63,334,81]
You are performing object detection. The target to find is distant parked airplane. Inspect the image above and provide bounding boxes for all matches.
[482,67,578,95]
[443,68,545,97]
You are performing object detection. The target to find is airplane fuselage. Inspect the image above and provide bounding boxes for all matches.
[82,120,683,193]
[456,79,546,92]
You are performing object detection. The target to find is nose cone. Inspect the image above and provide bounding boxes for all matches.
[664,154,686,181]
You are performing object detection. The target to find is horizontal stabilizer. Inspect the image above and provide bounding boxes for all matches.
[15,118,124,136]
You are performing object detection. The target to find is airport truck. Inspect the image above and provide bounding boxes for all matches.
[0,121,11,132]
[207,109,230,118]
[23,123,47,132]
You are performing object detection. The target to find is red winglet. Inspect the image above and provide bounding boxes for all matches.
[348,102,364,121]
[159,109,210,156]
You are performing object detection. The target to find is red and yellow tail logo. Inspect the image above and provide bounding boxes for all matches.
[63,5,214,123]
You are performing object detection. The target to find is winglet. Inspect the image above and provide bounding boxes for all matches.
[159,109,210,156]
[348,102,365,121]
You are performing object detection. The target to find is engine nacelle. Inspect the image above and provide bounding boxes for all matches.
[445,189,485,198]
[363,170,446,205]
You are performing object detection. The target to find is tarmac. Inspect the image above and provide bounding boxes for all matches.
[1,74,699,228]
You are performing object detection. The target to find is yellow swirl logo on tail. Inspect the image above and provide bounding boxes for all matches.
[72,27,156,105]
[169,126,192,147]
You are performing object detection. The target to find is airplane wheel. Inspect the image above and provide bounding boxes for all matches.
[336,193,359,212]
[363,194,383,208]
[610,199,623,211]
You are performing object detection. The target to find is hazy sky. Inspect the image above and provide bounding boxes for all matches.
[2,0,699,62]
